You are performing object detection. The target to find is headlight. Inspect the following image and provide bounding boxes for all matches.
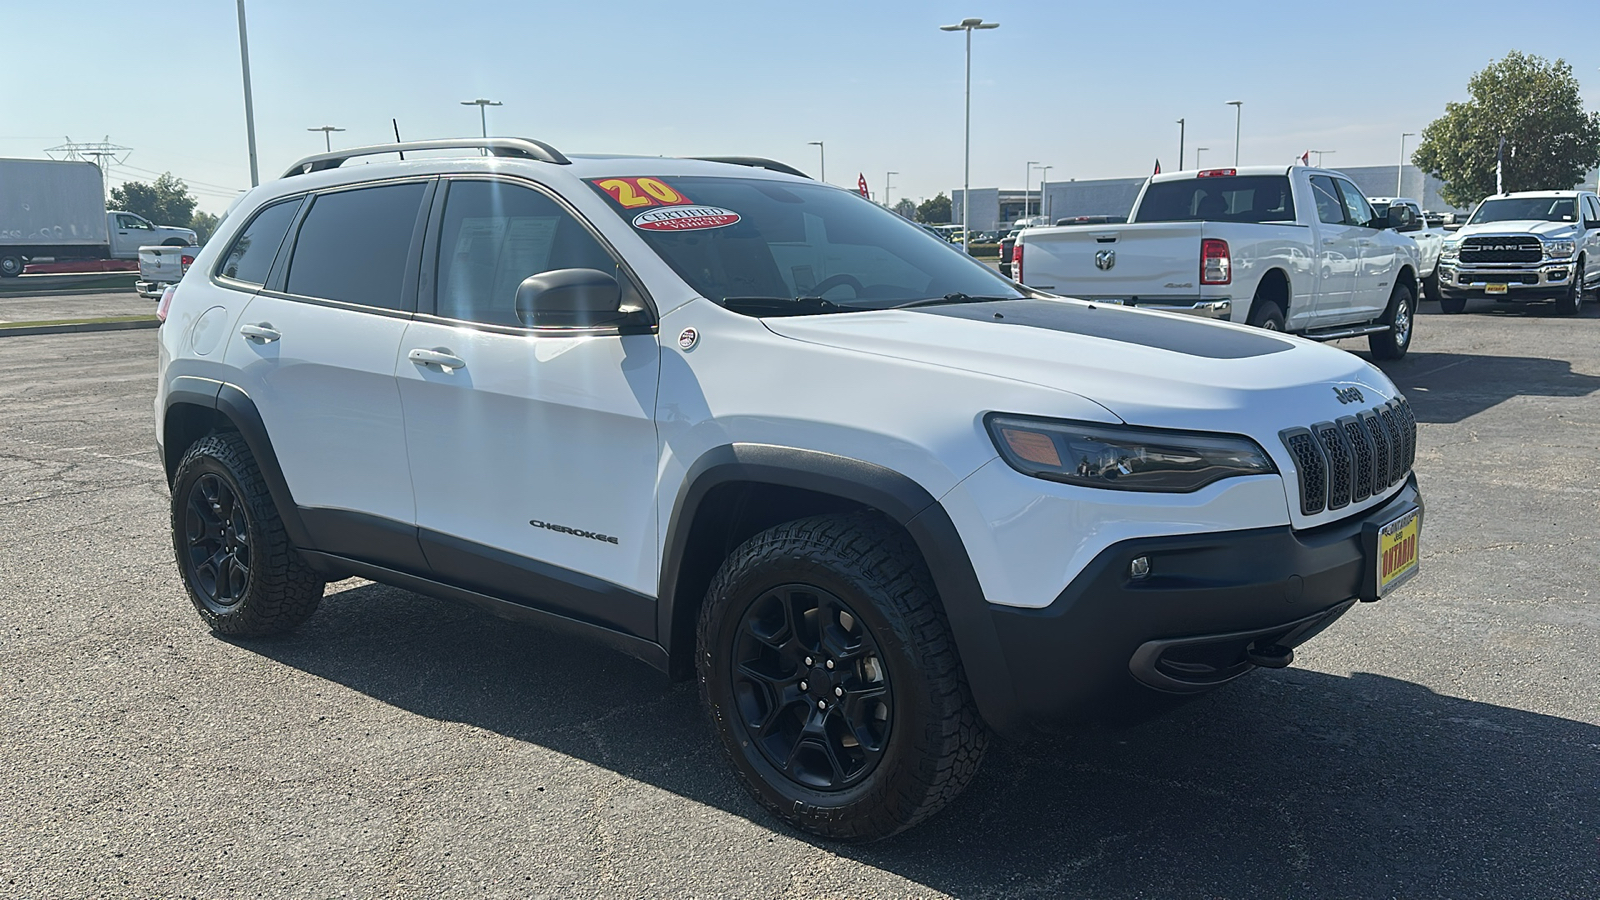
[986,414,1277,492]
[1441,243,1459,260]
[1544,240,1575,258]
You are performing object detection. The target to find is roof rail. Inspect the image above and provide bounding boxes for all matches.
[281,138,570,178]
[689,156,811,179]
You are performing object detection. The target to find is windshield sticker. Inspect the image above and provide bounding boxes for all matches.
[593,177,691,209]
[633,206,741,232]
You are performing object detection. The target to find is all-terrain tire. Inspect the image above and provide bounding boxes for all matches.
[171,432,324,636]
[1368,281,1416,360]
[697,513,987,842]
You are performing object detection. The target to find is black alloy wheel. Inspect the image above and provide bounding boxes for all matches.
[182,472,252,613]
[730,583,892,791]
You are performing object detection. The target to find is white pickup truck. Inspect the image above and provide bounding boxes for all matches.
[1014,166,1423,358]
[135,244,197,298]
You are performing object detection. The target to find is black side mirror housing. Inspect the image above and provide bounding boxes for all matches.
[1387,205,1417,231]
[1585,218,1600,230]
[514,268,624,327]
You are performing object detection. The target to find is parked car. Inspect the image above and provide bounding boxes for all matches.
[1013,166,1423,359]
[1368,197,1444,300]
[0,158,197,276]
[1436,190,1600,315]
[156,139,1422,841]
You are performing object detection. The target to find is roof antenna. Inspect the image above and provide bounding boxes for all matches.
[393,119,404,160]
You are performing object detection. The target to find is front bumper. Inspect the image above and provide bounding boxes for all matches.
[1438,260,1574,298]
[979,475,1421,732]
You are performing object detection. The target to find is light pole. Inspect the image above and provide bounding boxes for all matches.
[1195,147,1210,168]
[461,99,502,138]
[885,171,898,210]
[1024,159,1038,221]
[1037,164,1053,223]
[1176,119,1185,171]
[941,16,999,255]
[235,0,259,187]
[1397,132,1415,195]
[307,126,345,152]
[1227,100,1243,166]
[807,141,825,182]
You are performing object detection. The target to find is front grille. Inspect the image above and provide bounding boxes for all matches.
[1459,236,1541,264]
[1281,397,1416,516]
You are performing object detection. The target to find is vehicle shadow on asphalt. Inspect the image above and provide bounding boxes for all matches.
[1368,348,1600,425]
[243,582,1599,899]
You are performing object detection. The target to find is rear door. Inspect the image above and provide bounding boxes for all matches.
[1306,175,1359,321]
[221,179,432,570]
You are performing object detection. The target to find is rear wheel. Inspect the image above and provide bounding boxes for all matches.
[697,514,987,841]
[171,432,325,636]
[1368,282,1416,360]
[0,255,24,277]
[1552,258,1585,316]
[1246,299,1285,331]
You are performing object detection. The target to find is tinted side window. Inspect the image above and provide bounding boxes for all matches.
[1133,176,1295,224]
[435,180,617,326]
[286,183,426,310]
[217,198,301,286]
[1309,176,1346,225]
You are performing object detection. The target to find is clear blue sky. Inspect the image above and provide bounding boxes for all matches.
[5,0,1598,214]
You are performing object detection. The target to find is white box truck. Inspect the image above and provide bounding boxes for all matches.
[0,158,197,276]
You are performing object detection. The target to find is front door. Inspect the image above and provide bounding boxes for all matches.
[1307,175,1359,323]
[110,213,156,257]
[395,177,661,637]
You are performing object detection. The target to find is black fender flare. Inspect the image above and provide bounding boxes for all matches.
[658,443,1022,735]
[162,369,311,550]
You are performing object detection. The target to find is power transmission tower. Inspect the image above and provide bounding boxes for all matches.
[45,137,133,203]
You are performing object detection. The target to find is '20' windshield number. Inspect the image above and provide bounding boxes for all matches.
[594,177,689,209]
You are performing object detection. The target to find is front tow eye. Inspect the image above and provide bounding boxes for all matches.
[1245,641,1295,669]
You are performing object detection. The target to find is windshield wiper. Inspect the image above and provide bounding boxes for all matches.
[721,296,843,317]
[892,292,1020,309]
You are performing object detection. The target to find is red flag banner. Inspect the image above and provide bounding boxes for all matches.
[858,173,869,198]
[1154,159,1161,175]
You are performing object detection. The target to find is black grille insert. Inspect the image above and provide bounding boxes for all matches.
[1460,236,1542,264]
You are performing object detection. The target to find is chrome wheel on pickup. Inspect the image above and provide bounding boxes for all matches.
[1553,258,1585,316]
[1369,282,1416,360]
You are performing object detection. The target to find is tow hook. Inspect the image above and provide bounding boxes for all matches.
[1245,641,1294,669]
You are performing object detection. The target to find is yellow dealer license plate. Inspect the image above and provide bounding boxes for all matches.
[1376,508,1420,596]
[1485,283,1508,295]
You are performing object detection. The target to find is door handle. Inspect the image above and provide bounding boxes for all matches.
[408,348,466,371]
[239,323,280,343]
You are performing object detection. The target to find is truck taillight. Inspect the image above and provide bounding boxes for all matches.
[1012,243,1023,283]
[157,285,176,322]
[1201,239,1231,285]
[180,255,194,274]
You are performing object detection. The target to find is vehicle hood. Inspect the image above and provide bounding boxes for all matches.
[762,299,1398,433]
[1451,220,1580,239]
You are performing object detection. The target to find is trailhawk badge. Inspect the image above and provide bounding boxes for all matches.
[1094,249,1116,270]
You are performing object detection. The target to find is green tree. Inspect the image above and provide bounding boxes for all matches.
[109,172,198,228]
[189,211,221,246]
[1413,51,1600,208]
[915,193,951,224]
[892,198,916,219]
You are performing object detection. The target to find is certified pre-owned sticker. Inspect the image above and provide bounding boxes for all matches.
[633,206,740,232]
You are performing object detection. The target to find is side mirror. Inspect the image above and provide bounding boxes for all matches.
[1585,219,1600,230]
[1386,204,1417,231]
[514,268,623,327]
[1442,222,1462,232]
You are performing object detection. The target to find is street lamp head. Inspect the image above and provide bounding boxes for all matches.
[460,99,502,107]
[1227,100,1243,107]
[808,141,823,146]
[941,17,997,30]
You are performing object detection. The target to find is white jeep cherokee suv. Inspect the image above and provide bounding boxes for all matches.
[155,139,1423,840]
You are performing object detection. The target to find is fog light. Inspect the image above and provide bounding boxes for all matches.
[1130,556,1151,580]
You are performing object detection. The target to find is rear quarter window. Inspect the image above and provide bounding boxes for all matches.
[215,198,302,286]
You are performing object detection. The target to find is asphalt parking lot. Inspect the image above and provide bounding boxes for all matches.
[1,295,1596,899]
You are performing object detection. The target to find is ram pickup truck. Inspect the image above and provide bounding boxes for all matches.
[1435,190,1600,315]
[1369,196,1444,300]
[136,244,198,298]
[1014,166,1423,358]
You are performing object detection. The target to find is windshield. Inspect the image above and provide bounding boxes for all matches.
[1134,175,1296,224]
[1470,197,1576,224]
[587,175,1024,315]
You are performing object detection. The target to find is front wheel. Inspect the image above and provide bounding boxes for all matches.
[697,514,987,841]
[1439,295,1467,314]
[1369,282,1416,360]
[1552,259,1585,316]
